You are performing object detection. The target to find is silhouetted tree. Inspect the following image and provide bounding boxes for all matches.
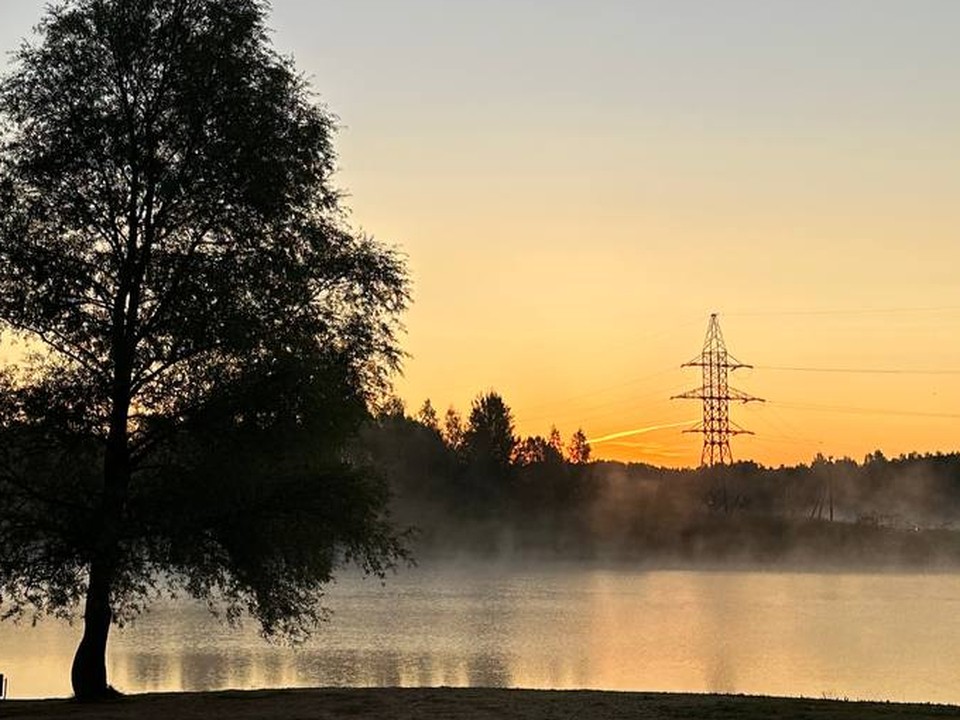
[567,428,591,464]
[464,392,517,469]
[459,392,516,511]
[513,435,562,466]
[361,396,960,563]
[377,395,407,420]
[416,399,439,432]
[0,0,408,700]
[548,425,564,456]
[361,409,454,528]
[442,406,465,452]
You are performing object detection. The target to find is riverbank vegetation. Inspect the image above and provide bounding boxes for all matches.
[367,393,960,567]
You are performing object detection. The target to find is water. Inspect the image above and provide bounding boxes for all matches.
[2,563,960,703]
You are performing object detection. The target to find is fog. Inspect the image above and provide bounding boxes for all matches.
[364,415,960,570]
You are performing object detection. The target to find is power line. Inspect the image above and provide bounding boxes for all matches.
[725,305,960,317]
[516,367,677,419]
[749,402,825,448]
[757,365,960,376]
[515,371,687,428]
[773,400,960,420]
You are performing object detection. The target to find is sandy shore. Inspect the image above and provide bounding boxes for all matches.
[2,688,958,719]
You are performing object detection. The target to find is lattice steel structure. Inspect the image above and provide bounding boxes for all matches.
[672,314,763,466]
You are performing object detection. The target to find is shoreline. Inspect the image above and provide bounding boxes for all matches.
[3,687,959,719]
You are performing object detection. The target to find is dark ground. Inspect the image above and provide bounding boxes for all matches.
[2,688,959,720]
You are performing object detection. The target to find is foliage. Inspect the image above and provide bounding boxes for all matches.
[547,425,563,456]
[566,428,591,464]
[0,0,408,697]
[441,406,465,452]
[364,394,960,567]
[416,399,439,431]
[513,435,563,467]
[463,392,516,469]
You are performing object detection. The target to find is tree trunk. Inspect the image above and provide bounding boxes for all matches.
[70,185,139,697]
[71,354,133,699]
[70,559,116,700]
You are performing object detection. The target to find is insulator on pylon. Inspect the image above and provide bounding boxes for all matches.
[671,313,764,466]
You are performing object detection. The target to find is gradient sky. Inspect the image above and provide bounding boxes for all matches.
[2,1,959,468]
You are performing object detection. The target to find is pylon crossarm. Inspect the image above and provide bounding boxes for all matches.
[727,386,764,403]
[683,359,752,371]
[671,388,706,400]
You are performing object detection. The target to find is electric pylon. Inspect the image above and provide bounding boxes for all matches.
[672,313,763,466]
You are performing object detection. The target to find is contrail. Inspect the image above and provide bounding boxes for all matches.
[587,420,696,445]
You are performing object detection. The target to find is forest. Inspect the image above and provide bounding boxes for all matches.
[365,392,960,567]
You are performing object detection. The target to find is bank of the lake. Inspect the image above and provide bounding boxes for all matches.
[3,688,959,720]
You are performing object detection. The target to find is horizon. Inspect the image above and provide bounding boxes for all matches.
[2,1,959,468]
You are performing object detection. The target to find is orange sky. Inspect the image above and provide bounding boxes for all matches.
[3,1,959,468]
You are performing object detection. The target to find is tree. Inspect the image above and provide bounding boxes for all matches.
[376,395,407,420]
[548,425,563,456]
[441,406,465,452]
[416,399,439,432]
[0,0,408,700]
[458,391,516,512]
[464,391,517,470]
[567,428,591,464]
[513,435,563,467]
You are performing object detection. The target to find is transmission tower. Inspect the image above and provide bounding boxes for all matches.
[672,313,764,466]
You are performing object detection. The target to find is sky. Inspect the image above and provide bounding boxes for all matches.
[2,1,959,468]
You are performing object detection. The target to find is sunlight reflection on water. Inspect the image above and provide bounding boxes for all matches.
[3,564,960,703]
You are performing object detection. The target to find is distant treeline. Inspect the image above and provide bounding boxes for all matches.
[362,392,960,567]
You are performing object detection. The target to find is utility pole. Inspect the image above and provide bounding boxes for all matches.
[672,313,764,466]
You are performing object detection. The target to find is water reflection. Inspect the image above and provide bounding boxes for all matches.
[107,645,515,695]
[126,652,168,692]
[4,565,960,703]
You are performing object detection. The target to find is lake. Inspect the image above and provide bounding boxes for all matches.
[2,563,960,703]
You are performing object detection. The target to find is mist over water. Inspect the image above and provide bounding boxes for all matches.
[368,411,960,572]
[4,561,960,703]
[7,416,960,701]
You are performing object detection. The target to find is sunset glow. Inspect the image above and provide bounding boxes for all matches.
[3,1,959,469]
